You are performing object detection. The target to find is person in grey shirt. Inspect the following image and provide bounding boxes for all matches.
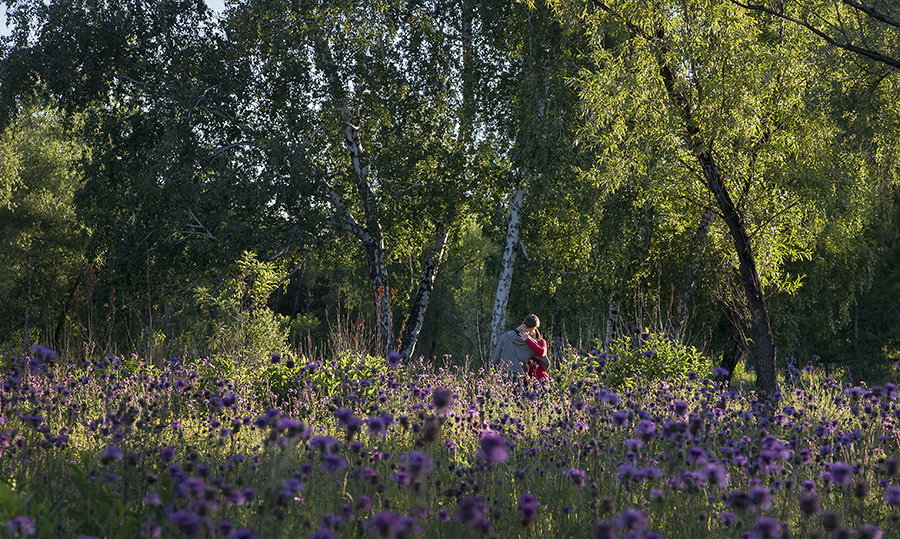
[492,314,545,375]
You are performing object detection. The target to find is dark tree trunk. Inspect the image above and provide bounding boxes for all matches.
[399,224,450,359]
[653,27,778,396]
[720,337,742,383]
[22,254,35,356]
[700,151,777,394]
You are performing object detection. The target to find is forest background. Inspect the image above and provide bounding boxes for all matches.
[0,0,898,387]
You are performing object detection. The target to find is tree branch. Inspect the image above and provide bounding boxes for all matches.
[734,1,900,69]
[841,0,900,29]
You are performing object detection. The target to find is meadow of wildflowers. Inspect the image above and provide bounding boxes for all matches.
[1,343,899,538]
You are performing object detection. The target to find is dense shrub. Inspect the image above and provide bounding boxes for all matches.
[588,332,713,389]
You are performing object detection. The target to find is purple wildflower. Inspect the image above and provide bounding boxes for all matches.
[391,471,411,486]
[432,387,453,410]
[160,445,175,463]
[367,511,420,538]
[141,520,162,538]
[100,445,123,464]
[477,431,508,465]
[703,463,729,488]
[831,462,854,486]
[565,468,586,487]
[168,510,202,535]
[719,511,738,527]
[6,517,35,537]
[322,454,347,473]
[615,508,648,531]
[518,493,539,525]
[309,435,338,454]
[754,516,782,538]
[799,492,820,516]
[884,485,900,505]
[405,451,433,478]
[387,351,402,368]
[636,420,657,442]
[355,495,372,512]
[367,416,386,437]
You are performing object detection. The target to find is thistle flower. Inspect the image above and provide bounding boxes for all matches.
[322,454,347,473]
[754,516,782,538]
[100,445,124,464]
[518,493,539,525]
[387,351,402,368]
[477,431,508,465]
[432,387,453,410]
[565,468,586,487]
[367,511,419,538]
[6,516,35,537]
[615,508,647,531]
[799,493,821,516]
[160,446,175,463]
[405,451,433,478]
[168,510,202,535]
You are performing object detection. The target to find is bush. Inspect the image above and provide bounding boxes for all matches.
[191,251,291,372]
[601,332,713,389]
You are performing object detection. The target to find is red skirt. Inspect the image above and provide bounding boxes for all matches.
[526,358,550,381]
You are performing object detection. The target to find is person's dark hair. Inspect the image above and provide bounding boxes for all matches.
[532,328,542,341]
[523,314,540,329]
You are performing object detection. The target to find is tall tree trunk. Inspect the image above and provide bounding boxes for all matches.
[553,306,567,361]
[366,240,394,355]
[399,224,451,359]
[604,297,619,352]
[720,335,742,383]
[314,33,394,354]
[489,185,527,356]
[635,203,654,327]
[700,151,777,394]
[653,28,778,395]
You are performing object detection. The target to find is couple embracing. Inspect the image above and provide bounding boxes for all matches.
[492,314,551,382]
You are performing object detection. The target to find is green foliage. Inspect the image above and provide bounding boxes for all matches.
[258,353,388,406]
[0,105,88,351]
[603,333,713,390]
[192,252,291,371]
[0,0,897,379]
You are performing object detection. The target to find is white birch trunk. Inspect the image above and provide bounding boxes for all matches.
[314,33,395,354]
[489,185,527,357]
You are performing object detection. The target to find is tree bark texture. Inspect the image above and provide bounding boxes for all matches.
[604,298,619,351]
[652,28,778,394]
[314,33,394,354]
[489,186,527,356]
[399,224,451,359]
